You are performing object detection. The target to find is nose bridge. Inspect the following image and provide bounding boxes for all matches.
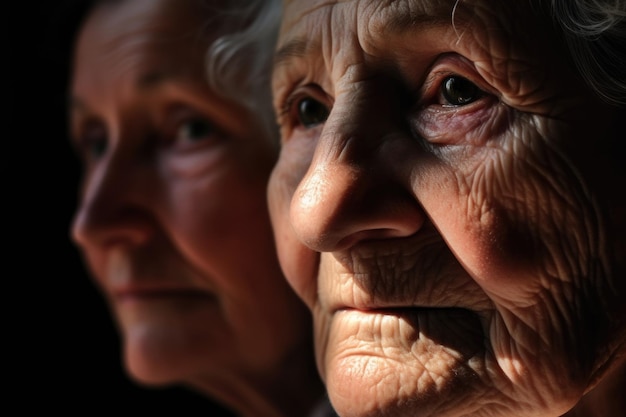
[290,77,425,252]
[72,138,155,248]
[330,74,405,162]
[312,73,408,179]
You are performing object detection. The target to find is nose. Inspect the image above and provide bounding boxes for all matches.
[72,149,156,250]
[290,85,426,252]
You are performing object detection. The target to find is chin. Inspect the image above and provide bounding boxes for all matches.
[324,353,483,417]
[122,326,192,385]
[110,293,227,385]
[319,310,483,417]
[119,316,225,386]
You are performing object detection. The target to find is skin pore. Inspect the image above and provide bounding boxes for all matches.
[70,0,321,416]
[270,0,626,416]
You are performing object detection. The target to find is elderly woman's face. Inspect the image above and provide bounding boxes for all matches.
[270,0,626,416]
[71,0,310,387]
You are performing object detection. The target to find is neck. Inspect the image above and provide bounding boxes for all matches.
[187,344,324,417]
[563,352,626,417]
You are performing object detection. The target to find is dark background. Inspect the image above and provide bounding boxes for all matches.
[11,1,234,414]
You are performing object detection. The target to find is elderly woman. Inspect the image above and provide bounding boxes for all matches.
[269,0,625,416]
[69,0,327,416]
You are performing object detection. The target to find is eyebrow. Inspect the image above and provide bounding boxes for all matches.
[274,5,464,68]
[274,37,312,68]
[68,69,177,113]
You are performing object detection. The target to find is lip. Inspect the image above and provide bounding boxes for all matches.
[328,294,452,314]
[330,303,479,320]
[334,305,448,315]
[331,306,483,335]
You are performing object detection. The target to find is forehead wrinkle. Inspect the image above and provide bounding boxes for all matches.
[276,0,339,65]
[274,38,313,68]
[82,1,207,91]
[274,0,478,88]
[369,0,472,39]
[93,30,190,97]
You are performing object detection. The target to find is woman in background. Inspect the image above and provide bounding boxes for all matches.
[69,0,326,415]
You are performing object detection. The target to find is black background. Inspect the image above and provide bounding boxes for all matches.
[11,1,235,414]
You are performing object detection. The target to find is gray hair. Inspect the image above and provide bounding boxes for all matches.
[203,0,281,140]
[547,0,626,105]
[81,0,282,139]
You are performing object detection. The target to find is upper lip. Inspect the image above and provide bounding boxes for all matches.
[329,304,480,324]
[102,248,217,300]
[323,280,480,314]
[331,302,443,314]
[321,232,489,314]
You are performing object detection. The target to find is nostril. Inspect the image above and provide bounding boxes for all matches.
[71,214,86,247]
[335,222,424,250]
[71,201,154,249]
[71,202,96,247]
[71,156,156,249]
[289,167,426,252]
[330,199,426,250]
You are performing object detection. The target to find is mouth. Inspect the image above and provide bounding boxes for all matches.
[324,306,486,362]
[328,305,486,340]
[329,293,475,313]
[333,305,476,318]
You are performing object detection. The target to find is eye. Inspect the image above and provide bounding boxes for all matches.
[75,121,108,162]
[175,117,215,142]
[439,76,482,106]
[297,97,329,128]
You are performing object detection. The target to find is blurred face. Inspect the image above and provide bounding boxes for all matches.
[71,0,310,387]
[270,0,626,416]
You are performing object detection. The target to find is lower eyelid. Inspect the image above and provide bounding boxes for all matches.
[413,97,498,144]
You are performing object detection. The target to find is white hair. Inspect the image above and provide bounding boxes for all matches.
[83,0,282,139]
[547,0,626,105]
[203,0,282,140]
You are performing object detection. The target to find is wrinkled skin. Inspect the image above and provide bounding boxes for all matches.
[70,0,319,415]
[269,0,626,416]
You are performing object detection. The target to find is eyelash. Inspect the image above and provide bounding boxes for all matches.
[73,121,108,164]
[278,59,493,137]
[418,60,493,108]
[280,87,332,131]
[279,94,298,121]
[72,111,222,164]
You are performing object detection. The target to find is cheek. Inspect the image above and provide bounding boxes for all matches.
[268,147,319,307]
[170,168,272,268]
[419,120,605,307]
[268,154,299,248]
[171,179,239,242]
